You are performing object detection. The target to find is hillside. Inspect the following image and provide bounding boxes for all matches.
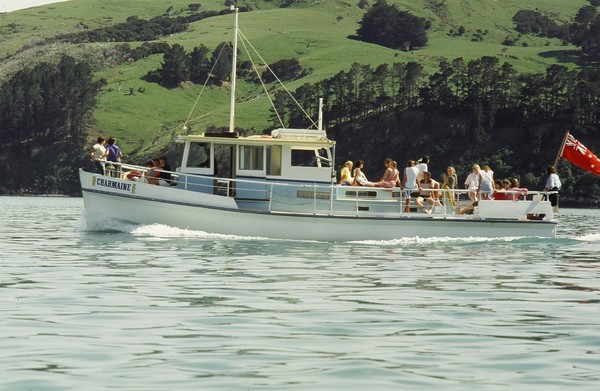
[0,0,590,156]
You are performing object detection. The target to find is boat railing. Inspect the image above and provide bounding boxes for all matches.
[111,164,558,218]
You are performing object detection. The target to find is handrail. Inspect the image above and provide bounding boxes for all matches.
[107,165,557,218]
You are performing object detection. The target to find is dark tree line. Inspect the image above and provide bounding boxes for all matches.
[145,42,307,88]
[144,42,233,88]
[0,55,104,194]
[275,57,600,136]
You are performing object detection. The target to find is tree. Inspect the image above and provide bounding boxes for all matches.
[160,44,190,87]
[262,58,304,83]
[355,0,429,50]
[578,15,600,60]
[568,6,597,45]
[211,42,233,83]
[0,55,102,194]
[190,44,212,84]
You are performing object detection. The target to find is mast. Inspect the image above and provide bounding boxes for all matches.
[229,6,239,133]
[318,98,323,131]
[553,130,570,168]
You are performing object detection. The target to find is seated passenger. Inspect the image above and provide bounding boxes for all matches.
[338,160,354,185]
[458,201,478,215]
[416,171,440,213]
[493,179,507,200]
[352,160,375,187]
[158,156,173,186]
[508,178,527,201]
[375,159,399,188]
[143,160,160,185]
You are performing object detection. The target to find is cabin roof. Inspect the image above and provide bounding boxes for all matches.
[176,128,336,148]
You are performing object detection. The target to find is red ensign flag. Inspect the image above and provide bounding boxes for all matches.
[561,133,600,176]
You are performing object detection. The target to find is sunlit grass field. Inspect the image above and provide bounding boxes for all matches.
[0,0,590,153]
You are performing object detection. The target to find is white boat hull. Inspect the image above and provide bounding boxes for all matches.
[80,170,557,240]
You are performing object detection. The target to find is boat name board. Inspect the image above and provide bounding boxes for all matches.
[93,176,136,193]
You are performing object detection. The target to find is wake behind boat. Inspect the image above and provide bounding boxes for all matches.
[79,8,558,240]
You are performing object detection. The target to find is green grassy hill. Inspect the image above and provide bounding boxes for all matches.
[0,0,590,156]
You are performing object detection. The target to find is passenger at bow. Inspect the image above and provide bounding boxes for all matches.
[158,156,174,186]
[90,136,107,175]
[105,137,124,178]
[143,160,160,185]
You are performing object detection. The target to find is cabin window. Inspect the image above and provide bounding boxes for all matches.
[187,142,211,168]
[317,148,332,168]
[266,145,281,176]
[345,190,378,198]
[239,145,264,171]
[291,149,318,167]
[297,190,331,200]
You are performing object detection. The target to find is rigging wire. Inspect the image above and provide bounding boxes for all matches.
[238,28,319,129]
[237,30,285,129]
[183,27,320,132]
[182,43,228,132]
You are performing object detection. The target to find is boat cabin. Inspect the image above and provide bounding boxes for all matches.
[176,128,335,200]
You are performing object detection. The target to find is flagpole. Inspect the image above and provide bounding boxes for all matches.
[553,130,570,168]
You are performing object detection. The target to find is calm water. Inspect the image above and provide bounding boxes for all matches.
[1,196,599,390]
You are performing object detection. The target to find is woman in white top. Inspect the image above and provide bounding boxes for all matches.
[464,164,480,201]
[90,136,107,174]
[352,160,375,187]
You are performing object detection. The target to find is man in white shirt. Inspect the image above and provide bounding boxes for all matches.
[544,165,562,210]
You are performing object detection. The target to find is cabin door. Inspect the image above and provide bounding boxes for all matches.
[213,144,236,196]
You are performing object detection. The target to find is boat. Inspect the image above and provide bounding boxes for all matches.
[79,8,558,240]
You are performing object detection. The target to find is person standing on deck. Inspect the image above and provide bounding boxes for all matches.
[442,166,458,208]
[478,165,494,200]
[401,160,419,213]
[90,136,107,174]
[544,165,562,211]
[416,155,429,182]
[105,137,123,178]
[465,164,480,201]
